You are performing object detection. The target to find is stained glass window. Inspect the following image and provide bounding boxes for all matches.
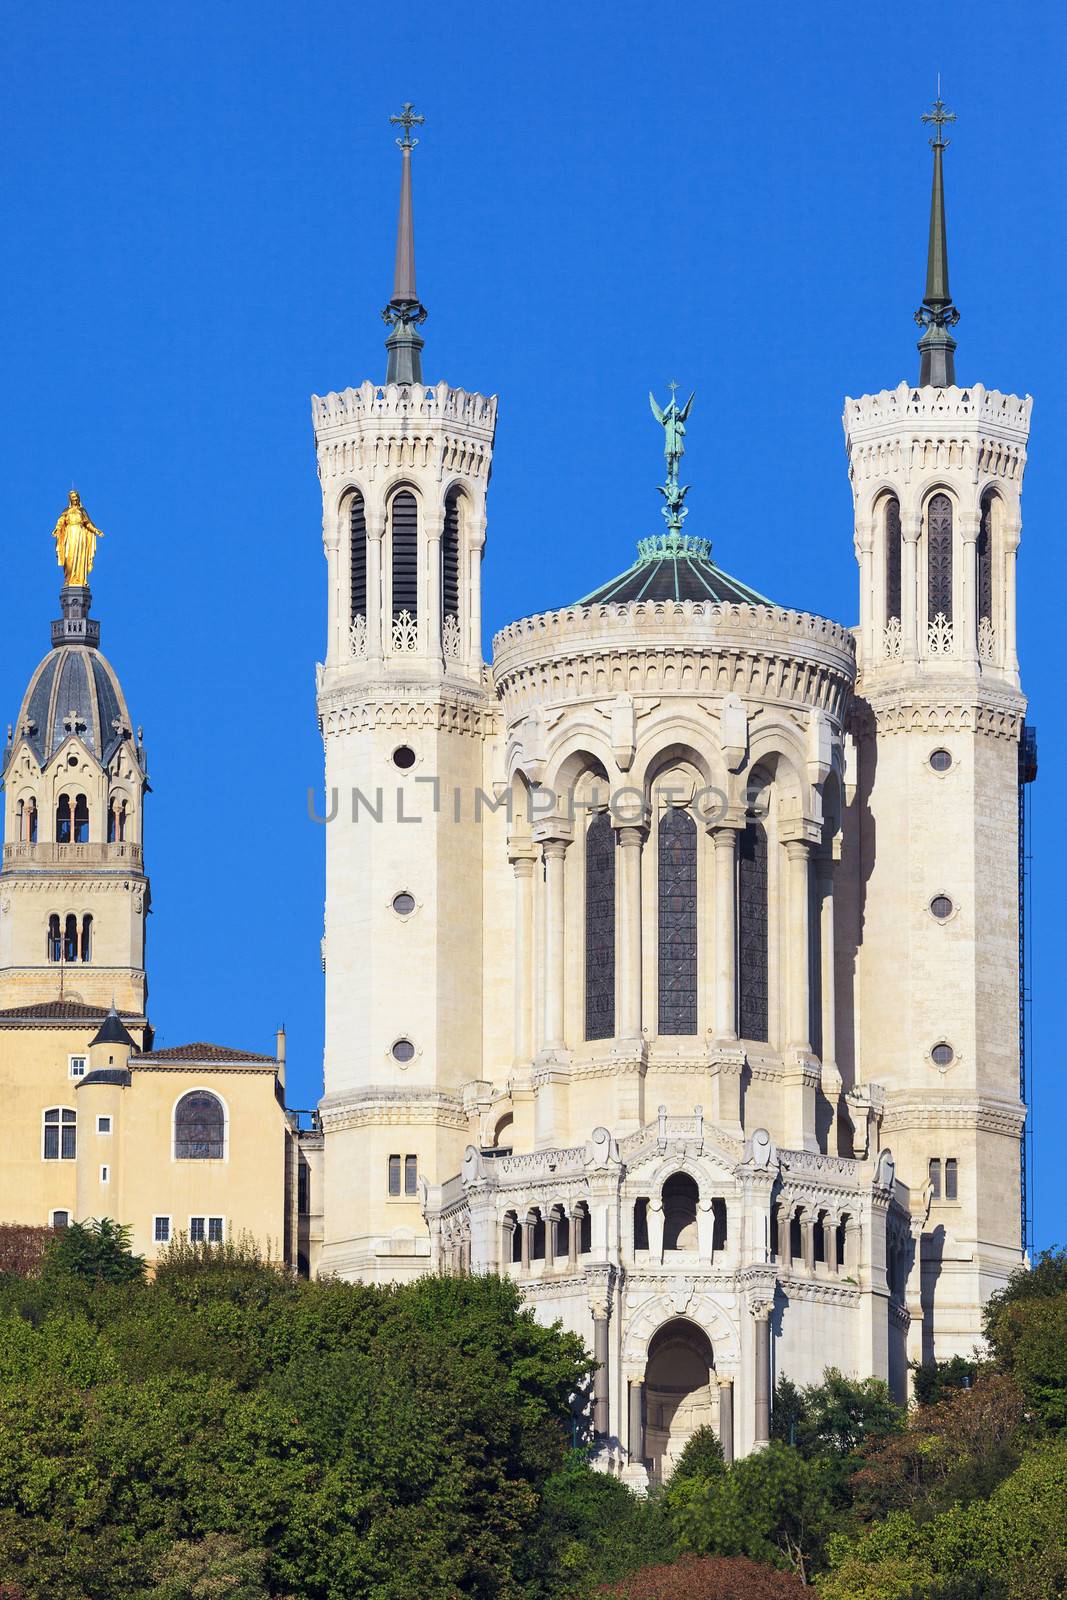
[927,493,953,623]
[174,1091,225,1160]
[739,821,769,1042]
[884,496,902,622]
[658,807,697,1035]
[585,811,616,1039]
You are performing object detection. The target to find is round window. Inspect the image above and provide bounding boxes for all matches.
[392,891,416,917]
[929,749,953,773]
[930,895,953,920]
[391,1038,415,1064]
[392,745,416,770]
[931,1042,954,1067]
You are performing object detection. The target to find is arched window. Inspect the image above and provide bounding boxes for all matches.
[585,811,616,1040]
[80,914,92,964]
[73,794,89,844]
[350,491,367,625]
[390,491,418,647]
[28,799,38,843]
[927,493,953,625]
[633,1197,649,1251]
[978,491,995,630]
[63,914,78,964]
[441,489,461,657]
[43,1108,76,1160]
[47,914,61,963]
[658,807,697,1035]
[884,495,902,623]
[662,1172,699,1250]
[738,821,769,1042]
[56,794,72,844]
[107,798,127,844]
[174,1091,225,1160]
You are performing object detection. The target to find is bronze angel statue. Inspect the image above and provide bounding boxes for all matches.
[649,386,695,475]
[51,490,104,588]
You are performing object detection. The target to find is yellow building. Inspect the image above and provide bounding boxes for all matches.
[0,550,322,1271]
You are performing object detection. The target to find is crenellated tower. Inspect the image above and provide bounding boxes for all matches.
[313,107,500,1280]
[1,505,149,1018]
[842,97,1032,1358]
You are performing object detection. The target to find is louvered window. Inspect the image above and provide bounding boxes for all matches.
[927,493,953,623]
[978,492,994,626]
[391,492,419,621]
[658,808,697,1036]
[442,492,460,623]
[885,496,902,623]
[350,492,367,621]
[738,821,769,1042]
[585,811,616,1040]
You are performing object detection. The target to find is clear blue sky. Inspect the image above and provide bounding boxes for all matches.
[0,2,1062,1248]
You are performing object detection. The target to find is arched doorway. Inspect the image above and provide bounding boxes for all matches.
[644,1318,716,1482]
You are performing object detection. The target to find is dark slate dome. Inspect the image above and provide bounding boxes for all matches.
[12,591,133,770]
[577,534,773,608]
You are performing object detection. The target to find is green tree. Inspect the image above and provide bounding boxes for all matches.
[41,1219,145,1287]
[771,1368,902,1458]
[670,1425,726,1484]
[672,1441,838,1583]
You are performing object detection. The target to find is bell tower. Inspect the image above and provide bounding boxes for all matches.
[314,107,499,1280]
[1,507,150,1018]
[843,98,1032,1357]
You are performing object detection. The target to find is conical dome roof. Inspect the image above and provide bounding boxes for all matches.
[577,533,773,608]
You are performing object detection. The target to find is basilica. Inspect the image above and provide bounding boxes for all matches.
[0,99,1034,1482]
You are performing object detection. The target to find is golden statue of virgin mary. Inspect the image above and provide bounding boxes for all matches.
[51,490,104,588]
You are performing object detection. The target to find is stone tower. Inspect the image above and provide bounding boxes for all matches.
[0,570,149,1017]
[314,107,499,1280]
[842,97,1031,1358]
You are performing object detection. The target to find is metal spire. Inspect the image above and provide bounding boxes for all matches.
[382,103,427,386]
[914,88,960,387]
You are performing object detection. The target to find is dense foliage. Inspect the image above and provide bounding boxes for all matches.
[0,1228,1065,1599]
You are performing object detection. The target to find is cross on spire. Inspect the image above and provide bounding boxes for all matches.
[922,91,956,150]
[390,102,425,149]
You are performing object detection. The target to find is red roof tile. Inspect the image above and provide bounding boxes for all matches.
[134,1042,277,1065]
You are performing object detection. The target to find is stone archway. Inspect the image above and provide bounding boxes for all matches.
[644,1317,716,1483]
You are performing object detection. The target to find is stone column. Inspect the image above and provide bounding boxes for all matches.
[510,848,536,1066]
[545,1211,555,1270]
[468,517,485,672]
[902,517,920,661]
[711,826,739,1040]
[717,1377,735,1464]
[826,1213,840,1274]
[751,1300,774,1446]
[426,518,443,661]
[960,513,979,665]
[785,840,812,1051]
[323,510,342,666]
[801,1208,816,1274]
[520,1214,531,1271]
[617,825,644,1039]
[366,514,384,663]
[856,522,875,666]
[1005,521,1021,675]
[593,1313,610,1436]
[776,1202,792,1267]
[500,1217,514,1269]
[567,1207,579,1267]
[628,1379,645,1464]
[816,852,840,1095]
[542,839,569,1050]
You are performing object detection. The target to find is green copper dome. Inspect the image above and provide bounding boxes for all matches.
[577,532,773,607]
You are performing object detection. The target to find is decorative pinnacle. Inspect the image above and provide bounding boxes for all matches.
[383,103,428,385]
[914,86,960,387]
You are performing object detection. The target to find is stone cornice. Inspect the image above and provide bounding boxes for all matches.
[492,602,855,727]
[319,1088,468,1133]
[778,1272,863,1308]
[312,381,497,488]
[881,1097,1026,1137]
[317,684,500,741]
[851,683,1026,741]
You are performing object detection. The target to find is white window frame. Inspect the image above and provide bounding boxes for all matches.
[96,1115,112,1135]
[100,1165,109,1184]
[172,1087,230,1163]
[207,1215,225,1244]
[69,1055,87,1079]
[42,1106,77,1161]
[49,1209,70,1229]
[153,1215,171,1245]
